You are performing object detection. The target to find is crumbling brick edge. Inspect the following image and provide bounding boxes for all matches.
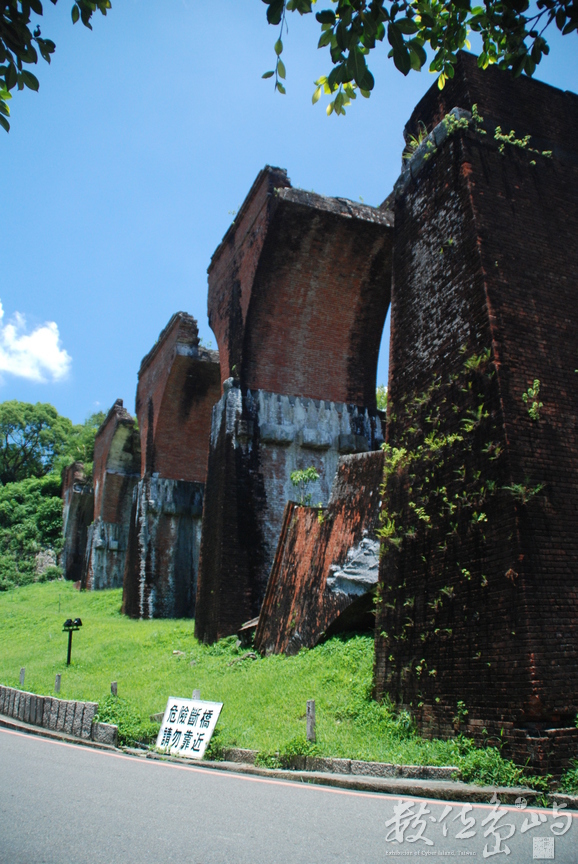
[0,684,118,748]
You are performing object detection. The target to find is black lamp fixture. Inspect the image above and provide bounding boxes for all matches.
[62,618,82,666]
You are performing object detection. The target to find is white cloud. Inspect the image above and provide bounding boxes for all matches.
[0,301,72,383]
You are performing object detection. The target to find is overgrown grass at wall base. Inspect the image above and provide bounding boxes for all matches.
[0,581,567,791]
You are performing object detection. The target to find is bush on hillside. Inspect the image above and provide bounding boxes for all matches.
[0,475,64,591]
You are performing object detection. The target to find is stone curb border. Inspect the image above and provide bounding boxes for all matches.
[0,684,117,747]
[2,711,576,810]
[126,748,578,809]
[0,713,117,751]
[221,747,460,781]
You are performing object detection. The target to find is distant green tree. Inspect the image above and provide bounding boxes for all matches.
[376,384,388,412]
[55,410,106,478]
[0,401,74,485]
[0,473,63,590]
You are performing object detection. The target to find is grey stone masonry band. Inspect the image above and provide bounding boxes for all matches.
[0,684,118,747]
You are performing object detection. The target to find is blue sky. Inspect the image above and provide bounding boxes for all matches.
[2,1,577,424]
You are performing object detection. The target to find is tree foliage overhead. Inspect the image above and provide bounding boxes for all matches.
[262,0,577,115]
[0,0,110,131]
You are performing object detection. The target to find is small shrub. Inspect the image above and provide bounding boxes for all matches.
[96,695,159,747]
[204,728,224,761]
[559,761,578,795]
[457,738,549,791]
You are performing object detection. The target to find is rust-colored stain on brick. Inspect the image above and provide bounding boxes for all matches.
[255,450,384,655]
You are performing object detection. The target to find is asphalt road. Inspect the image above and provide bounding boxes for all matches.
[1,727,577,864]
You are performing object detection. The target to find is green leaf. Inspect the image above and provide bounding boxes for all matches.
[262,70,275,79]
[316,10,336,24]
[312,85,322,104]
[274,38,284,56]
[359,68,375,91]
[6,64,17,91]
[393,46,411,76]
[346,48,367,86]
[276,81,286,94]
[72,4,80,23]
[408,40,427,68]
[21,71,40,92]
[396,18,418,35]
[387,23,405,52]
[266,0,285,25]
[0,114,10,133]
[318,30,333,48]
[277,59,286,79]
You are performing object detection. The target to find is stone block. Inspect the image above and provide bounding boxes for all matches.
[298,429,332,451]
[81,702,98,739]
[13,691,20,720]
[23,694,31,724]
[34,696,44,725]
[49,698,60,730]
[260,423,295,446]
[0,685,6,715]
[351,760,398,778]
[64,701,75,735]
[7,688,15,717]
[72,702,84,737]
[91,722,118,747]
[18,691,26,722]
[306,756,351,774]
[42,697,52,727]
[56,699,68,731]
[222,748,258,765]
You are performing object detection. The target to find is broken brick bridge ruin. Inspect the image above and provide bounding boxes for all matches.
[61,54,578,775]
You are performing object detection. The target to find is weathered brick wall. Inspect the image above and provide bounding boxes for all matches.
[136,312,220,483]
[208,170,392,405]
[255,450,384,655]
[196,174,392,643]
[208,166,292,390]
[122,313,221,619]
[60,461,94,582]
[374,53,578,773]
[83,399,140,590]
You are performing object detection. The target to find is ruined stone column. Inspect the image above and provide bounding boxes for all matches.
[195,166,393,643]
[121,313,221,619]
[83,400,140,590]
[374,53,578,774]
[60,461,94,582]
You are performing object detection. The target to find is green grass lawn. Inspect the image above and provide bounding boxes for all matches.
[0,580,569,791]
